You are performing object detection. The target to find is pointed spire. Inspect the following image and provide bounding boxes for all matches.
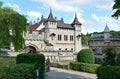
[72,12,82,25]
[46,8,56,22]
[91,33,94,37]
[50,7,52,14]
[104,23,110,33]
[75,12,77,18]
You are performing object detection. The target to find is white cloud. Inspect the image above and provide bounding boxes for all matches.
[91,14,100,22]
[70,12,84,24]
[91,14,120,30]
[36,6,45,10]
[97,3,114,10]
[32,0,113,12]
[82,26,97,34]
[32,0,83,13]
[27,11,41,18]
[6,3,21,12]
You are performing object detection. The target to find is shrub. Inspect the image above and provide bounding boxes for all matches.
[50,62,69,69]
[0,64,35,79]
[16,53,45,79]
[70,62,100,73]
[97,66,120,79]
[16,53,45,64]
[116,53,120,66]
[102,46,117,66]
[77,49,95,64]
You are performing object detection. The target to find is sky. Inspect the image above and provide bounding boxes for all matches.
[1,0,120,34]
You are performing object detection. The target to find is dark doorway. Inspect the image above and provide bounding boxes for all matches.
[28,46,36,53]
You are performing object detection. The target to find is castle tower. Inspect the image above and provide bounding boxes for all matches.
[72,12,82,53]
[45,8,57,28]
[44,8,57,45]
[104,24,110,42]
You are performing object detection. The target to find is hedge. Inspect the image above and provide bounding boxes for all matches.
[0,64,35,79]
[16,53,45,79]
[51,62,69,69]
[97,66,120,79]
[77,49,95,64]
[70,62,100,73]
[116,53,120,66]
[16,53,45,64]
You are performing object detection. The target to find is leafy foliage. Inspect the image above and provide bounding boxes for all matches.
[50,62,69,69]
[116,53,120,66]
[16,53,45,79]
[70,62,100,73]
[0,1,2,8]
[110,30,120,36]
[16,53,45,64]
[97,66,120,79]
[112,0,120,19]
[0,64,35,79]
[81,33,89,45]
[0,56,16,67]
[77,49,95,64]
[102,46,117,66]
[0,7,27,51]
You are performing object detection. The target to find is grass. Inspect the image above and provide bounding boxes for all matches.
[0,56,16,67]
[59,62,70,65]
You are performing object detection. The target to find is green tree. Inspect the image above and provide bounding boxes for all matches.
[0,1,2,8]
[112,0,120,19]
[81,34,88,45]
[110,30,120,36]
[0,7,27,51]
[102,46,117,66]
[77,49,95,64]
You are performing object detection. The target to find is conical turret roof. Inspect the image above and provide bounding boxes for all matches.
[46,8,56,22]
[72,12,82,25]
[104,23,110,33]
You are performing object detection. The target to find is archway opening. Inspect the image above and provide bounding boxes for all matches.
[28,46,37,53]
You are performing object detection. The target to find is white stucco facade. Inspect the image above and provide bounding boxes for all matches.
[24,10,82,61]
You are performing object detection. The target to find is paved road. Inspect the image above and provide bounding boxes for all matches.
[45,67,97,79]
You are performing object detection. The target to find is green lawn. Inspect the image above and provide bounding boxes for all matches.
[0,56,16,67]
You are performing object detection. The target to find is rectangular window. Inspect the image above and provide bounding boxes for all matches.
[64,35,68,41]
[70,35,73,41]
[58,34,62,41]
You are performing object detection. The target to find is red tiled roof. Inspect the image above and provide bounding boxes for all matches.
[28,19,46,31]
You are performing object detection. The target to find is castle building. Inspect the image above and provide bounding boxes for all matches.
[89,24,120,63]
[24,9,82,61]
